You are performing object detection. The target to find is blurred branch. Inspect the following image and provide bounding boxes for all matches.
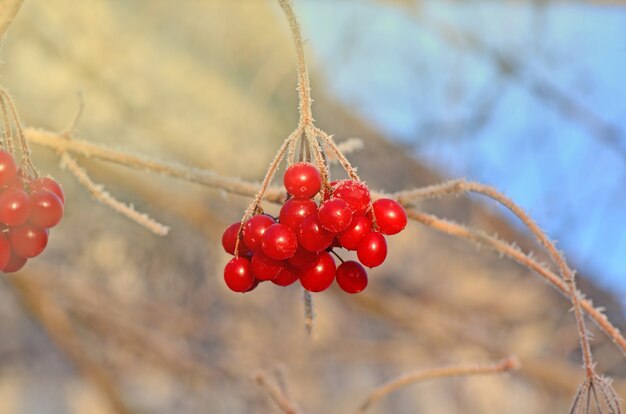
[0,0,23,39]
[357,356,519,413]
[254,370,302,414]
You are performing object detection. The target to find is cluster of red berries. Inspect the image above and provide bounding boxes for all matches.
[0,150,64,273]
[222,162,407,294]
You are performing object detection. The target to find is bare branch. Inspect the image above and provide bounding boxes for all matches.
[254,370,301,414]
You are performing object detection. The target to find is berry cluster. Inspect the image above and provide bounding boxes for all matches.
[0,150,64,273]
[222,162,407,294]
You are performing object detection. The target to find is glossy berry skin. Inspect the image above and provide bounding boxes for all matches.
[250,252,283,281]
[29,190,64,229]
[0,188,31,226]
[0,233,10,270]
[279,198,317,229]
[318,198,353,233]
[283,162,321,198]
[245,279,261,292]
[357,231,387,268]
[297,214,334,252]
[288,246,318,269]
[373,198,407,235]
[338,214,372,250]
[336,261,368,294]
[0,150,17,187]
[243,214,275,251]
[9,224,48,258]
[333,180,371,215]
[2,251,26,273]
[221,222,250,256]
[31,177,65,204]
[262,223,298,260]
[299,251,336,292]
[223,257,255,292]
[272,265,300,287]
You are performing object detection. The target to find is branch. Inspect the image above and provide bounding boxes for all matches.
[357,356,519,413]
[254,370,301,414]
[0,0,23,39]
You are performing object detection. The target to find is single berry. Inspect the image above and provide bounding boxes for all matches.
[31,177,65,204]
[245,278,261,292]
[338,214,372,250]
[0,188,30,226]
[288,246,318,269]
[242,214,275,251]
[284,162,321,198]
[221,222,250,256]
[0,233,10,269]
[2,251,26,273]
[299,251,336,292]
[336,261,368,294]
[250,252,283,281]
[9,224,48,258]
[272,265,300,287]
[297,214,334,252]
[0,150,17,187]
[357,231,387,268]
[279,198,317,229]
[223,257,255,292]
[29,190,64,229]
[262,223,298,260]
[318,198,353,233]
[373,198,407,235]
[333,180,371,214]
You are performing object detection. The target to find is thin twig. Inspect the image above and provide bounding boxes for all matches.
[254,370,301,414]
[357,356,519,413]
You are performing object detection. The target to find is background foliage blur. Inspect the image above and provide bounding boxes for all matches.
[0,1,624,413]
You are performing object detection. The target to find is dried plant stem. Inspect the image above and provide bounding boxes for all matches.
[357,356,519,413]
[0,0,23,39]
[254,370,301,414]
[406,209,626,357]
[61,152,169,236]
[314,127,360,181]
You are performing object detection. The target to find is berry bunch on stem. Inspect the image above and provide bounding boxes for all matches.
[0,89,64,273]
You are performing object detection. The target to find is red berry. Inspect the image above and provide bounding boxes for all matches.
[336,261,368,294]
[272,265,300,287]
[279,198,317,229]
[245,278,261,292]
[0,150,17,187]
[288,246,318,269]
[2,251,26,273]
[250,252,283,281]
[242,214,275,251]
[299,251,336,292]
[297,214,334,252]
[9,224,48,258]
[333,180,371,214]
[0,188,30,226]
[262,223,298,260]
[0,233,10,269]
[29,190,64,229]
[318,198,353,233]
[338,214,372,250]
[373,198,407,235]
[31,177,65,204]
[223,257,255,292]
[221,222,250,256]
[284,162,321,198]
[357,232,387,268]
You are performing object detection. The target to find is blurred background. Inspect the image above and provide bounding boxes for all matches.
[0,0,624,413]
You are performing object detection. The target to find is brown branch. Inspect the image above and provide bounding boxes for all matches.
[357,356,519,413]
[254,370,301,414]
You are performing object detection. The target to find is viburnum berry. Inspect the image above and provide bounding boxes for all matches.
[2,251,26,273]
[333,180,371,214]
[337,214,371,250]
[297,214,334,252]
[0,150,17,187]
[29,190,64,229]
[373,198,407,235]
[31,177,65,204]
[250,251,283,281]
[357,231,387,268]
[223,257,255,292]
[288,246,318,269]
[242,214,275,251]
[279,198,316,229]
[9,224,48,258]
[336,261,368,294]
[299,251,336,292]
[272,265,300,287]
[0,233,10,269]
[0,188,30,226]
[261,223,298,260]
[318,198,353,233]
[221,222,250,256]
[284,162,321,198]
